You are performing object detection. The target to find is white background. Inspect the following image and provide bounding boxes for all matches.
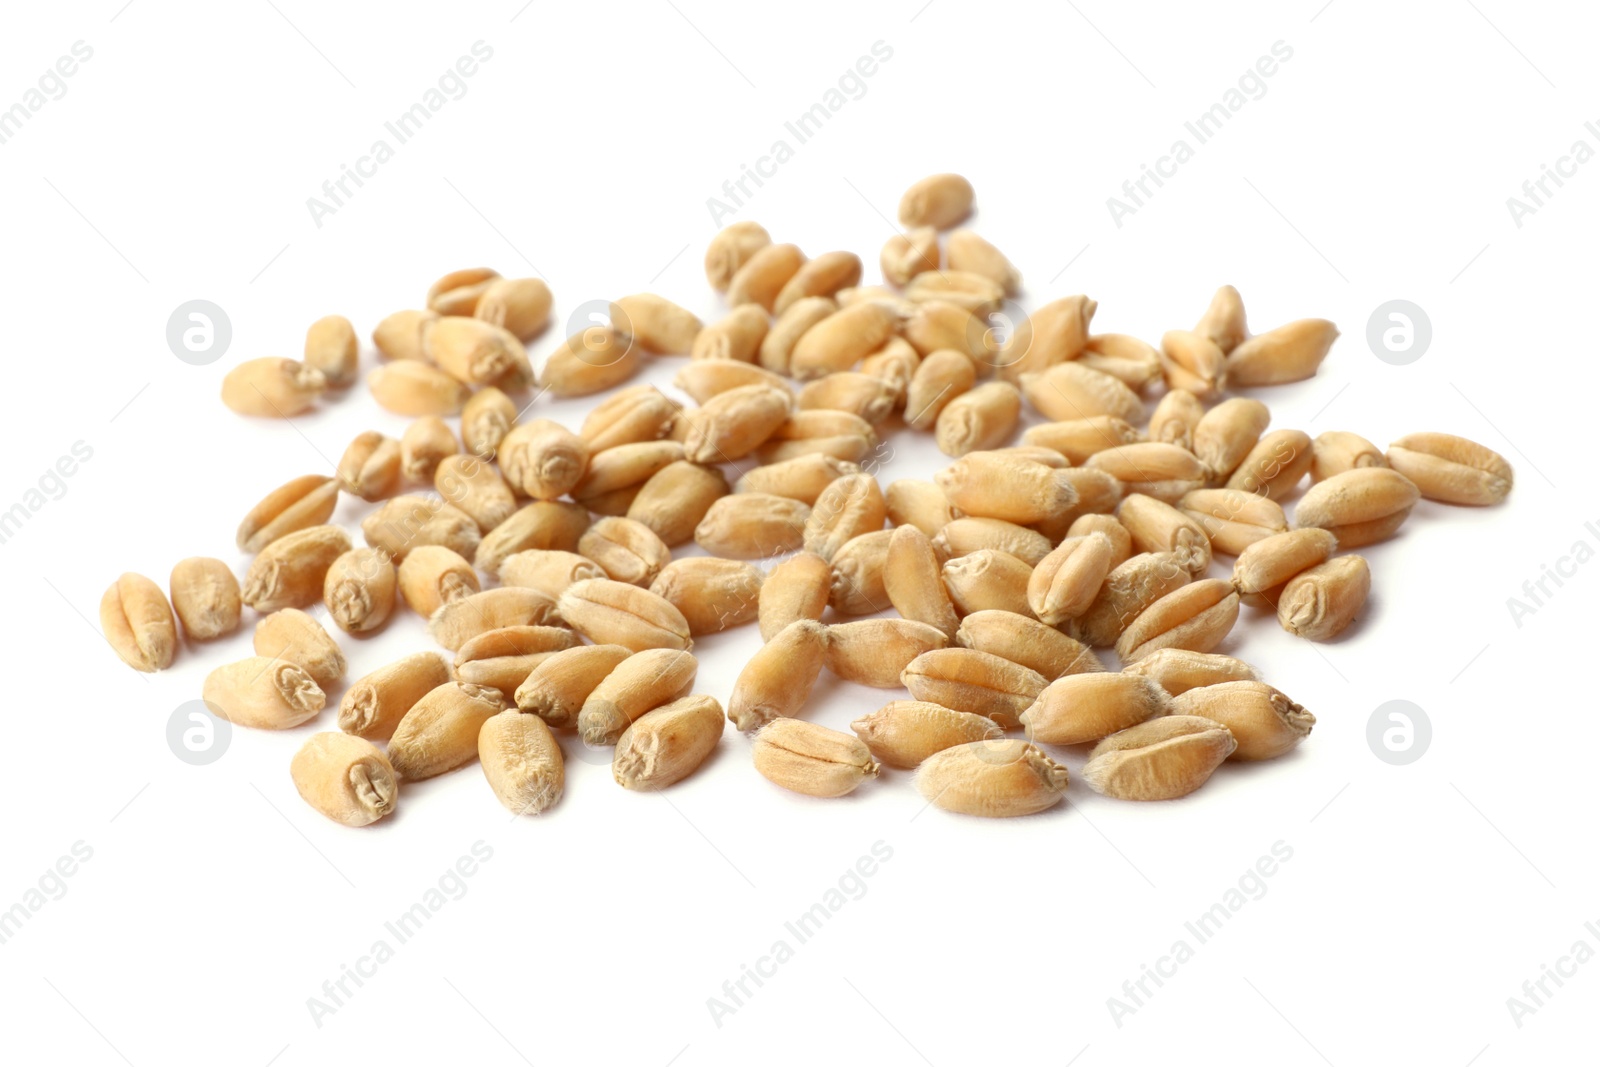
[0,1,1593,1064]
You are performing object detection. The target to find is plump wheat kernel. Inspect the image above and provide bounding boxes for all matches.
[804,473,886,560]
[1172,681,1314,760]
[705,220,771,291]
[682,384,794,463]
[1028,533,1116,625]
[242,525,351,613]
[649,557,763,635]
[905,271,1004,316]
[936,451,1078,526]
[954,609,1105,679]
[475,501,590,577]
[1225,318,1338,386]
[102,572,177,672]
[758,296,835,375]
[579,385,679,451]
[1021,361,1142,425]
[851,701,1002,769]
[1021,672,1173,745]
[291,733,397,827]
[372,308,437,362]
[903,300,993,364]
[514,644,633,728]
[755,410,878,464]
[540,327,643,397]
[169,558,240,642]
[303,315,359,388]
[434,454,516,532]
[479,709,565,815]
[796,371,900,425]
[577,516,671,587]
[728,243,805,312]
[902,647,1047,730]
[236,474,339,553]
[496,420,589,502]
[1294,467,1421,547]
[1192,398,1270,481]
[1087,443,1207,490]
[914,740,1068,817]
[1194,285,1248,352]
[1278,554,1370,640]
[614,694,725,790]
[459,387,517,460]
[1082,716,1236,800]
[728,619,827,732]
[627,460,730,547]
[936,381,1021,457]
[1115,578,1240,664]
[775,250,863,314]
[558,578,691,652]
[823,618,949,688]
[999,295,1097,382]
[1179,488,1289,556]
[1117,494,1212,575]
[1225,429,1314,500]
[454,625,578,697]
[757,552,832,641]
[1022,416,1139,465]
[885,478,954,536]
[222,357,327,417]
[1080,333,1162,390]
[337,431,403,502]
[899,173,975,229]
[752,719,879,798]
[428,587,560,652]
[946,229,1020,294]
[400,416,460,483]
[1230,527,1337,598]
[904,349,976,430]
[572,441,685,515]
[202,656,325,730]
[339,652,451,740]
[828,529,895,615]
[578,648,698,746]
[387,681,506,780]
[934,517,1052,566]
[942,549,1034,618]
[426,267,499,315]
[367,360,469,415]
[734,453,861,505]
[884,525,961,639]
[323,548,397,634]
[790,301,901,380]
[474,277,552,340]
[692,304,770,363]
[396,545,479,617]
[610,293,702,354]
[694,493,810,559]
[1386,431,1513,505]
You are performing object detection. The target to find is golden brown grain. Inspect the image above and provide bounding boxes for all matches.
[169,557,241,641]
[101,572,177,672]
[339,652,451,740]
